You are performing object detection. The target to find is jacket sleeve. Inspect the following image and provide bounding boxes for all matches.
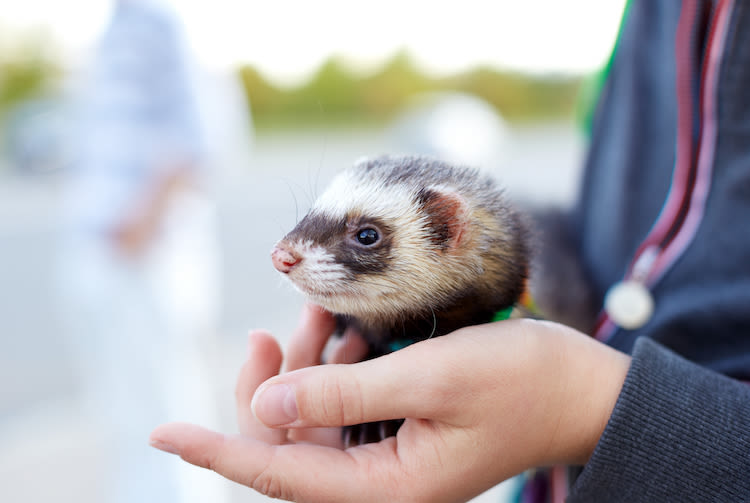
[568,336,750,502]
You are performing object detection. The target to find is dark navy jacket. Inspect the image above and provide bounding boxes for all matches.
[568,0,750,500]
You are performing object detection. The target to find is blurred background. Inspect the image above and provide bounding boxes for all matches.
[0,1,625,502]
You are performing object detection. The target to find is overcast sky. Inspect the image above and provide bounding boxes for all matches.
[1,0,627,84]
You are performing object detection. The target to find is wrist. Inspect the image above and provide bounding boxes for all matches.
[550,325,630,465]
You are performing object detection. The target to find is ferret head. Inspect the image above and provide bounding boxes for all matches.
[271,155,526,325]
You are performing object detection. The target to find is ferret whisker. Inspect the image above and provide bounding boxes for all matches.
[314,163,323,201]
[426,306,437,340]
[312,100,329,200]
[306,165,315,210]
[271,216,289,236]
[314,139,327,201]
[279,177,302,225]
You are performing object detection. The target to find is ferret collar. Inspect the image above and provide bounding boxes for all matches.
[387,306,515,353]
[491,306,514,322]
[387,339,415,352]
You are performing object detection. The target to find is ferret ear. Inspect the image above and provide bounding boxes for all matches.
[417,187,469,251]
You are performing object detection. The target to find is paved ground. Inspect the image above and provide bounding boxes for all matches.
[0,124,583,502]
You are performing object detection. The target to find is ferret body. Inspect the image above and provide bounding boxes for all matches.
[271,154,530,444]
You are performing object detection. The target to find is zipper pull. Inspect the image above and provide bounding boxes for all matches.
[603,246,658,330]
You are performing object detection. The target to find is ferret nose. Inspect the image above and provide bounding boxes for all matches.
[271,244,302,273]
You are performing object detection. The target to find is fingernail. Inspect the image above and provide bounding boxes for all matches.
[150,438,180,455]
[253,384,298,426]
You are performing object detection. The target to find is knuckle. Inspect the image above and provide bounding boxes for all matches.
[191,436,224,474]
[251,468,286,500]
[250,451,296,501]
[311,369,364,426]
[319,374,349,424]
[360,452,425,503]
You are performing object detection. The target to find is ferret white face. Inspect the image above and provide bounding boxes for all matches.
[271,157,479,322]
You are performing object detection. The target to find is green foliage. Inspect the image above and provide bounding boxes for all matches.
[0,34,585,134]
[444,67,581,120]
[239,50,586,129]
[358,50,431,118]
[0,32,60,118]
[0,60,49,109]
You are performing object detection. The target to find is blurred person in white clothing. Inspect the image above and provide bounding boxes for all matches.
[57,0,242,501]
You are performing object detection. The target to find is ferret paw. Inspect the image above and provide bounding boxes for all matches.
[342,419,404,448]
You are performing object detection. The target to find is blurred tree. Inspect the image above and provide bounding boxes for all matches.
[239,49,584,130]
[238,65,283,119]
[287,56,361,120]
[359,50,430,118]
[0,30,62,172]
[0,31,60,116]
[447,67,581,120]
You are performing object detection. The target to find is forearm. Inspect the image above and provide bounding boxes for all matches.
[570,337,750,502]
[111,165,195,256]
[140,166,194,223]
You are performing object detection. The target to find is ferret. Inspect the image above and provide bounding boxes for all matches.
[271,154,530,446]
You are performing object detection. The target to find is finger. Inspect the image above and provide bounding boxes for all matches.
[253,336,463,429]
[149,422,393,503]
[241,330,344,448]
[284,303,337,372]
[313,328,368,446]
[326,327,369,364]
[236,331,286,443]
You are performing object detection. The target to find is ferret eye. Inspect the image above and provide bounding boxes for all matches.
[356,228,379,246]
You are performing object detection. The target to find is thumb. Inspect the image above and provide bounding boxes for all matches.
[251,339,455,429]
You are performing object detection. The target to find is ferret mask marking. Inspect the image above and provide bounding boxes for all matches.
[284,211,394,276]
